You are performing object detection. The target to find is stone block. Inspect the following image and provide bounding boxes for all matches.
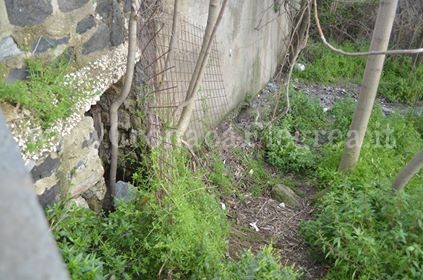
[76,15,96,34]
[31,154,60,181]
[31,36,69,54]
[81,24,111,54]
[5,68,29,83]
[5,0,53,27]
[0,37,23,61]
[95,0,125,46]
[58,0,89,12]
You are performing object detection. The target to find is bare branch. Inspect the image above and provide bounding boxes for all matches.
[313,0,423,56]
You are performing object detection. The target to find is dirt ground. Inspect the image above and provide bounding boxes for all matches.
[197,79,422,279]
[200,81,328,279]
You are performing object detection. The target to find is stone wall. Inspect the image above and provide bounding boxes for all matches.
[0,0,132,75]
[0,0,134,208]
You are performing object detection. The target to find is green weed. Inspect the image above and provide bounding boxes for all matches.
[297,41,423,104]
[264,88,423,278]
[48,150,299,279]
[0,57,84,130]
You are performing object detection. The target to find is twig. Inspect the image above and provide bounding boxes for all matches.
[268,0,311,128]
[313,0,423,56]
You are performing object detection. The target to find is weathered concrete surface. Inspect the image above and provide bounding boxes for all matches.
[0,112,69,279]
[167,0,290,117]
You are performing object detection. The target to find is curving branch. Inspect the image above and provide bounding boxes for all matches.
[109,0,141,196]
[269,0,311,127]
[313,0,423,56]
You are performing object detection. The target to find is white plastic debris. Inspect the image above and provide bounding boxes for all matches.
[220,202,226,210]
[279,202,286,208]
[249,169,254,175]
[249,221,260,232]
[294,63,306,71]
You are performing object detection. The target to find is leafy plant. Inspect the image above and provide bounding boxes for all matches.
[300,100,423,279]
[266,127,316,174]
[220,246,301,280]
[48,151,299,279]
[0,57,84,130]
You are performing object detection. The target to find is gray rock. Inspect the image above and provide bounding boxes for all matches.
[58,0,89,12]
[61,117,104,197]
[271,184,301,208]
[37,184,60,208]
[82,178,106,212]
[76,15,96,34]
[68,197,89,208]
[95,0,112,19]
[31,155,60,180]
[31,36,69,53]
[0,37,23,61]
[5,68,28,83]
[114,181,137,203]
[110,0,125,46]
[81,24,111,54]
[5,0,53,27]
[95,0,124,46]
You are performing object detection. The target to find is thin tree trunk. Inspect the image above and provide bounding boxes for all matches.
[109,1,140,195]
[175,0,228,142]
[393,149,423,191]
[163,0,179,75]
[338,0,399,172]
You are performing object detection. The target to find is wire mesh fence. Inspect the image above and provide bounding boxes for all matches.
[137,6,228,177]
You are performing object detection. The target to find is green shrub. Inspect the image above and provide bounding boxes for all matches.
[220,246,301,280]
[297,42,423,103]
[280,90,327,144]
[405,109,423,138]
[301,102,423,279]
[209,153,235,195]
[48,151,299,279]
[0,58,84,130]
[48,153,228,279]
[380,56,423,103]
[266,127,316,174]
[297,41,366,84]
[266,91,324,174]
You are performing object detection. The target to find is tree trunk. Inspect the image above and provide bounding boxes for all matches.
[163,0,179,74]
[109,1,140,195]
[393,149,423,191]
[175,0,228,142]
[338,0,399,172]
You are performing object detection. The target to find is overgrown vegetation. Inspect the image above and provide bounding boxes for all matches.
[265,90,423,279]
[297,41,423,104]
[0,57,84,130]
[48,150,300,279]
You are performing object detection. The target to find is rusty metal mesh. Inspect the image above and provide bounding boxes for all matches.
[139,10,228,149]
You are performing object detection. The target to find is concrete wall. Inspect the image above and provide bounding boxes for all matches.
[169,0,290,111]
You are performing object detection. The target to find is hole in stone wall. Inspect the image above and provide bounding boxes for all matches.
[86,62,152,201]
